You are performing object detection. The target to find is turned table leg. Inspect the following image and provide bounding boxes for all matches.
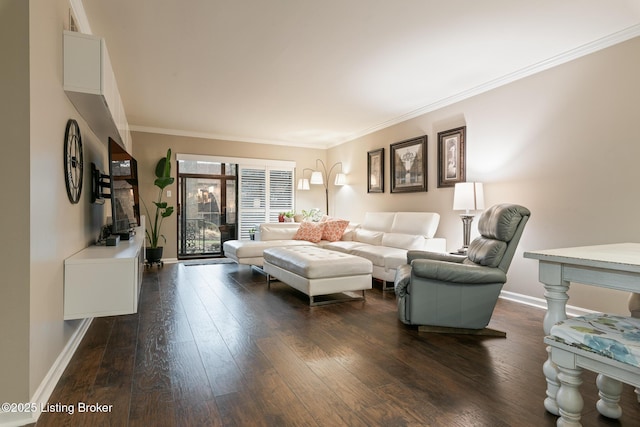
[540,263,570,416]
[628,292,640,402]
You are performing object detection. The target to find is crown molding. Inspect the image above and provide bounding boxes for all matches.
[129,125,329,149]
[68,0,92,34]
[132,24,640,150]
[339,24,640,147]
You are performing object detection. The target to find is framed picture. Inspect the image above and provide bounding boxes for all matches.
[437,126,466,188]
[390,135,427,193]
[367,148,384,193]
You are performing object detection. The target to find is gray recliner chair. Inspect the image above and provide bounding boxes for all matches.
[394,203,530,336]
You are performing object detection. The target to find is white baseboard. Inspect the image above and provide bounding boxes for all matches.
[0,318,93,427]
[500,290,597,318]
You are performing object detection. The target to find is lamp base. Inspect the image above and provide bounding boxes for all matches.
[459,214,475,253]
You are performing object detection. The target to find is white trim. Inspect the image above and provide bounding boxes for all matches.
[337,24,640,148]
[0,318,93,427]
[176,153,296,169]
[499,290,597,318]
[68,0,92,34]
[335,24,640,146]
[131,125,321,149]
[130,25,640,150]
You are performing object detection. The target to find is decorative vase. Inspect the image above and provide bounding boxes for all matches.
[146,247,163,264]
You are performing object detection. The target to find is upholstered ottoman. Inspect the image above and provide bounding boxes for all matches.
[263,246,373,306]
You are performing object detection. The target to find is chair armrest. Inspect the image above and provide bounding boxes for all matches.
[411,259,507,284]
[394,264,412,296]
[407,250,466,264]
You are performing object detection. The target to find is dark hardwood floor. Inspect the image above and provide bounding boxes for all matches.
[34,262,640,426]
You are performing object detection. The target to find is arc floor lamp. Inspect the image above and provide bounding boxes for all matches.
[297,159,346,215]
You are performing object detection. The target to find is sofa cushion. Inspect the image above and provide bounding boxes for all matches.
[321,240,367,252]
[362,212,396,231]
[350,245,407,270]
[390,212,440,238]
[225,239,312,259]
[354,228,384,246]
[382,233,425,250]
[293,221,325,243]
[341,223,358,241]
[321,218,350,242]
[260,223,300,240]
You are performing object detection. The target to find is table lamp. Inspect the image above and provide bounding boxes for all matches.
[453,182,484,253]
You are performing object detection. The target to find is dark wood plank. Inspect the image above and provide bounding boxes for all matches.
[36,262,640,427]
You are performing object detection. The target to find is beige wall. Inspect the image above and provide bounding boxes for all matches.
[0,0,107,407]
[0,0,31,405]
[29,0,107,396]
[132,132,327,259]
[329,36,640,314]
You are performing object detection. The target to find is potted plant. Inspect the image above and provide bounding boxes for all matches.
[283,210,295,222]
[302,208,321,222]
[143,148,174,263]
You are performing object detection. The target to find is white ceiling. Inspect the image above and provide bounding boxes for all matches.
[78,0,640,148]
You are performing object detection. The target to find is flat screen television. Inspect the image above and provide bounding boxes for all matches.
[108,138,140,237]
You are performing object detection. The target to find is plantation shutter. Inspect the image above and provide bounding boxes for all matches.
[268,169,294,222]
[239,165,294,239]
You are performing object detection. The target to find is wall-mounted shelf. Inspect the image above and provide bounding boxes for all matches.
[63,219,145,320]
[63,30,131,152]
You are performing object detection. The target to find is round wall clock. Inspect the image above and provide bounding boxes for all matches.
[64,119,84,204]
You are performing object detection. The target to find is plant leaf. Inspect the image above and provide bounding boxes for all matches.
[161,207,174,218]
[154,176,174,189]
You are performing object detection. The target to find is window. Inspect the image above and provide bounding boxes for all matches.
[176,154,295,241]
[239,165,294,239]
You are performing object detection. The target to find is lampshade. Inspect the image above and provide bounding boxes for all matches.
[310,171,324,185]
[453,182,485,212]
[297,178,310,190]
[334,173,347,186]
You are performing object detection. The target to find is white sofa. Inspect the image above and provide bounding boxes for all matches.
[223,212,446,285]
[324,212,445,282]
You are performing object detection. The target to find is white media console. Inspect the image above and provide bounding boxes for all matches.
[63,220,145,320]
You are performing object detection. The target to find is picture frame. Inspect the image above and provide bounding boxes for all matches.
[367,148,384,193]
[437,126,466,188]
[390,135,427,193]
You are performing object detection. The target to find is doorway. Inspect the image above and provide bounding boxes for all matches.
[177,161,237,258]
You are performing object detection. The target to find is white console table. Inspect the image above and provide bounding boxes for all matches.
[64,223,145,320]
[524,243,640,415]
